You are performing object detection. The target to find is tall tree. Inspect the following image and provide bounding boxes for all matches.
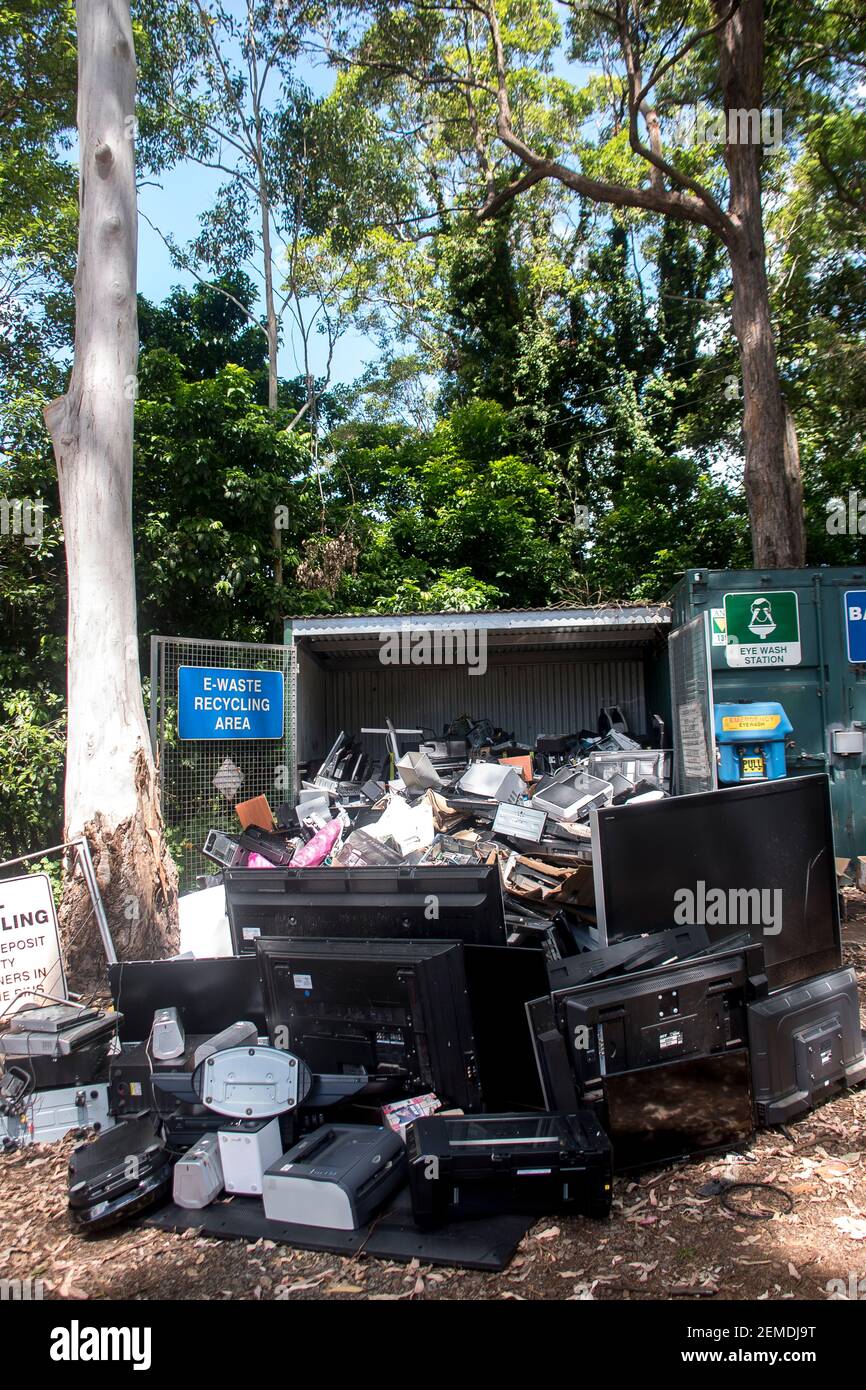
[344,0,863,566]
[140,0,413,591]
[43,0,177,981]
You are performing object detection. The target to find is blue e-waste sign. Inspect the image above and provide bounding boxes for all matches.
[844,591,866,665]
[177,666,284,740]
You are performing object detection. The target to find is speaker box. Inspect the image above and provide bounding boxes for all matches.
[747,967,866,1126]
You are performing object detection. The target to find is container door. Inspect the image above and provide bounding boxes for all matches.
[668,612,717,795]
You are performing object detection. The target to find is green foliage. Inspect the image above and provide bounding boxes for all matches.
[0,687,65,862]
[0,0,77,388]
[134,358,316,642]
[325,399,571,609]
[2,0,865,865]
[373,568,503,614]
[769,108,866,567]
[138,274,269,386]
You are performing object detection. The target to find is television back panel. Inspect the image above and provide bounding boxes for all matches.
[557,943,765,1092]
[224,864,506,953]
[257,937,482,1111]
[748,967,866,1125]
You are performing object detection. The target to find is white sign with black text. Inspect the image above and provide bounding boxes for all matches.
[0,872,65,1010]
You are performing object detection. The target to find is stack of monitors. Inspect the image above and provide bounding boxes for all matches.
[529,941,767,1170]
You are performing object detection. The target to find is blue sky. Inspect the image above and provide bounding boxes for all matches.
[135,25,599,392]
[138,156,378,387]
[136,43,376,388]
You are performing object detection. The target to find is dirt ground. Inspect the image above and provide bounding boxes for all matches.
[3,899,866,1303]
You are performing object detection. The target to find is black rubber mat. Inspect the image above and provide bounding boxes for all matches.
[142,1183,532,1272]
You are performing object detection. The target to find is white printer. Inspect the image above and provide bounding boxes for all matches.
[262,1124,407,1230]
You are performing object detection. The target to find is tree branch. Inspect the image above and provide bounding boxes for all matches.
[615,0,733,235]
[138,208,270,342]
[479,0,728,236]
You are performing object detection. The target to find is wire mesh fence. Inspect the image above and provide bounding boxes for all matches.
[150,636,295,893]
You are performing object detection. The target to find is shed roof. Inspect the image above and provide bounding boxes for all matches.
[287,604,671,662]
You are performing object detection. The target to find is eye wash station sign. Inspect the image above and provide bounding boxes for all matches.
[177,667,284,740]
[722,591,802,668]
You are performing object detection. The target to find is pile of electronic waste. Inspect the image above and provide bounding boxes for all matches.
[0,998,118,1148]
[5,879,864,1250]
[2,745,864,1265]
[198,706,672,954]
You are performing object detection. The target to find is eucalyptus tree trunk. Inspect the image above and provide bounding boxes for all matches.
[716,0,806,566]
[43,0,178,984]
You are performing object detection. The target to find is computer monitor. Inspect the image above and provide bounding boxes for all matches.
[555,941,766,1094]
[462,945,550,1110]
[225,864,506,954]
[591,774,841,991]
[108,956,267,1039]
[256,937,482,1111]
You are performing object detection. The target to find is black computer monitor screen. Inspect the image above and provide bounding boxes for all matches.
[108,956,266,1039]
[225,864,506,953]
[256,937,482,1111]
[462,945,549,1110]
[604,1050,753,1171]
[591,774,840,991]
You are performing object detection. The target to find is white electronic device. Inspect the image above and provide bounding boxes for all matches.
[218,1117,282,1195]
[173,1132,224,1209]
[194,1045,312,1119]
[151,1007,185,1062]
[262,1124,407,1230]
[192,1021,258,1071]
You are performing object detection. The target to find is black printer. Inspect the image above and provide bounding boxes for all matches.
[406,1111,612,1227]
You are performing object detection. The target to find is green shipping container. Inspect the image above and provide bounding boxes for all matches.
[668,567,866,863]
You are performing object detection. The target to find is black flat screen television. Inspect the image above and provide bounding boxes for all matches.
[256,937,482,1111]
[603,1049,754,1171]
[590,774,841,991]
[225,864,506,954]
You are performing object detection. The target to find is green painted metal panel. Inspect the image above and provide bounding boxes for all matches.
[669,567,866,860]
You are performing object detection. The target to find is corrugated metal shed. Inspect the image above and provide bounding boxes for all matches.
[288,605,671,762]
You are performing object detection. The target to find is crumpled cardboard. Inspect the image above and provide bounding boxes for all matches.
[503,853,595,906]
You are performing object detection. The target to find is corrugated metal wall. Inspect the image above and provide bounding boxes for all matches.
[296,655,647,760]
[296,644,328,763]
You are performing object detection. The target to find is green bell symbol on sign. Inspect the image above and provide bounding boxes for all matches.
[748,597,777,640]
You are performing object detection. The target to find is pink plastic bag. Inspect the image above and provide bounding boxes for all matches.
[246,851,277,869]
[290,818,342,867]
